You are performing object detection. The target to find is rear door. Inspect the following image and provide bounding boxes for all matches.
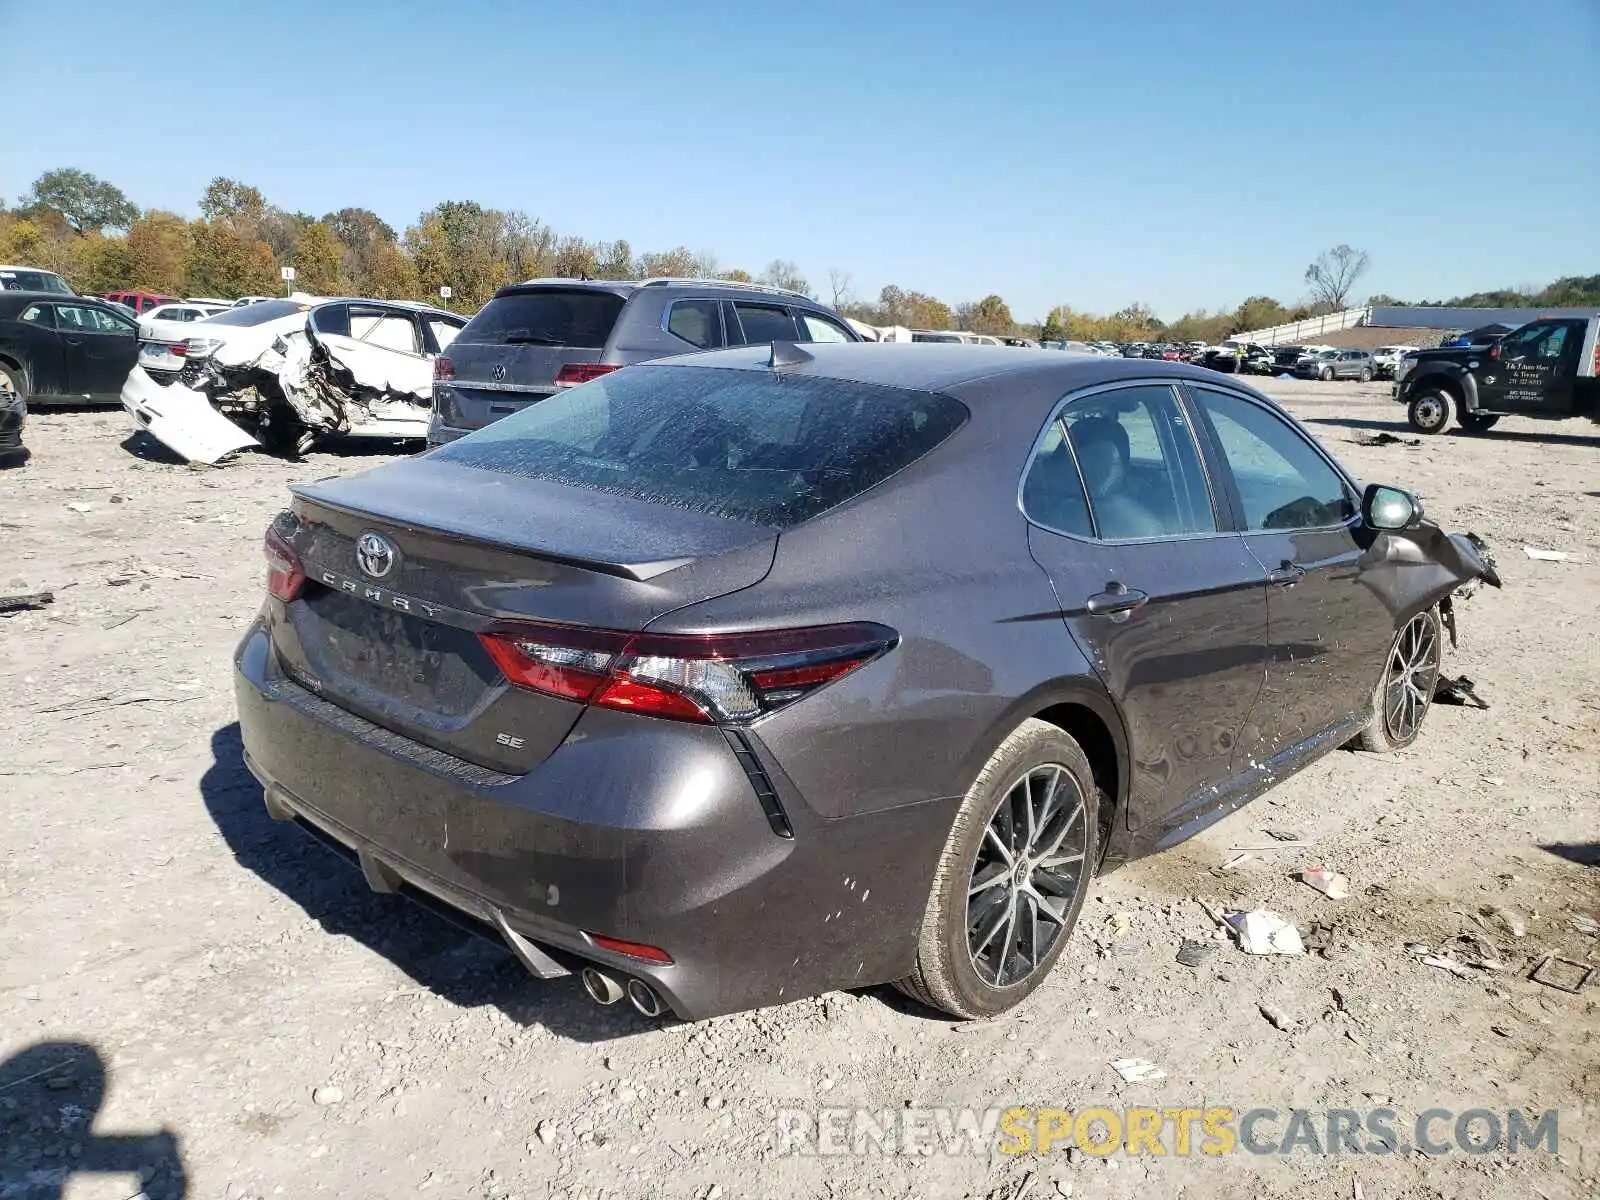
[56,303,139,400]
[437,287,629,433]
[1184,384,1394,760]
[1022,380,1268,826]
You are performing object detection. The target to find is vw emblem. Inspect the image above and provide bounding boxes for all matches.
[355,532,397,579]
[491,364,507,382]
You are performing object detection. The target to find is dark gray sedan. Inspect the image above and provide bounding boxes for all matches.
[235,345,1497,1021]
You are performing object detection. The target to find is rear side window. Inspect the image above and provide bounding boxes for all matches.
[666,300,723,349]
[20,304,52,326]
[732,303,799,344]
[435,363,968,528]
[799,313,853,343]
[458,289,625,348]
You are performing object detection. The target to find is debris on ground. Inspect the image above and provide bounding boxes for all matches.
[1571,915,1599,937]
[1421,954,1473,978]
[1266,829,1305,842]
[1219,852,1252,871]
[1226,910,1305,956]
[1529,954,1595,994]
[1175,939,1215,968]
[1477,905,1527,938]
[1258,1003,1293,1032]
[1354,432,1421,447]
[1110,1057,1165,1083]
[64,502,93,514]
[0,591,53,614]
[1230,839,1313,851]
[1521,545,1573,562]
[1301,866,1351,900]
[1433,674,1488,708]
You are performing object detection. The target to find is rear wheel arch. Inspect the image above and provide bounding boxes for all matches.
[0,353,27,394]
[1031,700,1122,856]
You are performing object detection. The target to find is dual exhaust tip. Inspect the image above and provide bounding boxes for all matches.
[581,966,667,1018]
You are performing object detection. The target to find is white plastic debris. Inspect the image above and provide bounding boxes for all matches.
[1300,866,1350,900]
[1521,545,1571,562]
[65,502,94,514]
[1220,853,1252,871]
[1225,910,1304,956]
[1421,955,1473,978]
[1110,1057,1165,1083]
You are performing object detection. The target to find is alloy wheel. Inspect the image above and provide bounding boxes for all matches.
[1384,612,1440,741]
[966,765,1089,987]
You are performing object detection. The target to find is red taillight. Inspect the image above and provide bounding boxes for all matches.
[264,524,304,602]
[169,342,187,358]
[478,621,896,725]
[553,363,620,388]
[587,933,674,964]
[433,355,454,381]
[1488,344,1500,360]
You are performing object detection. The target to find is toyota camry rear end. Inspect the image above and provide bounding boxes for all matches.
[234,351,985,1020]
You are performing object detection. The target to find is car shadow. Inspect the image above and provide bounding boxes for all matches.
[200,723,651,1042]
[1301,416,1600,448]
[119,431,188,465]
[0,1041,188,1199]
[1540,842,1599,869]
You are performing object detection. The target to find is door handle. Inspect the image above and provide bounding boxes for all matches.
[1085,582,1149,617]
[1268,561,1306,587]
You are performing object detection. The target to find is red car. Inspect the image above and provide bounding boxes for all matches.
[100,291,179,315]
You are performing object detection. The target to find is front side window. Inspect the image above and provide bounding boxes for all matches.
[799,313,853,343]
[1500,321,1578,362]
[1192,388,1355,531]
[1027,384,1214,541]
[435,364,968,528]
[427,317,462,352]
[666,299,722,349]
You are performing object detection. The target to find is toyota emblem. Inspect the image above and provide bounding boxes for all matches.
[355,531,397,579]
[492,364,507,382]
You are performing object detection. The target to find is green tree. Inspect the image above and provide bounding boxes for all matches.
[324,207,400,294]
[595,239,635,280]
[199,178,267,230]
[291,222,345,294]
[552,235,599,279]
[67,234,133,292]
[366,240,420,300]
[1233,295,1289,332]
[21,168,138,235]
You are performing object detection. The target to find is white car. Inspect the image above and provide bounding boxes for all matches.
[230,295,276,308]
[137,303,236,377]
[122,295,466,463]
[0,265,74,295]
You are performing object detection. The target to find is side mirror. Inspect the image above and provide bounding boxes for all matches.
[1363,483,1422,531]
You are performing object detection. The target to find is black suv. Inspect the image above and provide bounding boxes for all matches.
[429,278,861,445]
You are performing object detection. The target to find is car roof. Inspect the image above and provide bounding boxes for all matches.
[493,277,828,306]
[0,290,121,312]
[650,342,1227,394]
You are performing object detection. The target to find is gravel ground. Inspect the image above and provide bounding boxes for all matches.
[1,381,1596,1200]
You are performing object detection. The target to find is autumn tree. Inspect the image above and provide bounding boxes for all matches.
[291,221,346,294]
[185,222,280,298]
[324,206,399,294]
[365,241,420,300]
[1304,245,1370,311]
[125,212,191,294]
[199,178,267,231]
[595,239,635,280]
[640,246,699,278]
[1233,295,1290,333]
[966,294,1015,336]
[21,168,138,235]
[719,267,753,283]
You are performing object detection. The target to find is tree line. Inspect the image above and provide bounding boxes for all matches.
[3,168,1594,337]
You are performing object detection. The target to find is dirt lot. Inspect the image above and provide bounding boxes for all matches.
[2,382,1596,1200]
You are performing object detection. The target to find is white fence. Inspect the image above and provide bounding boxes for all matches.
[1236,307,1371,345]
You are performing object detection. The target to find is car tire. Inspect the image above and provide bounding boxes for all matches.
[0,361,26,403]
[1458,411,1500,433]
[257,402,312,458]
[1359,368,1373,382]
[1406,389,1452,434]
[1352,607,1443,753]
[1320,367,1334,381]
[895,719,1098,1019]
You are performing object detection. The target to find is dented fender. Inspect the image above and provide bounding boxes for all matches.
[1356,520,1500,637]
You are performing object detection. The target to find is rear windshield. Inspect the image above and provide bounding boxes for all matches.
[434,363,969,528]
[201,299,312,326]
[457,288,626,348]
[0,269,73,294]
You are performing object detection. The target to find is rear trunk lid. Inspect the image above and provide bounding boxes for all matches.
[435,286,631,434]
[272,456,777,774]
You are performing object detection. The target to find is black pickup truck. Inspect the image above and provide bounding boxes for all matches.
[1395,314,1600,434]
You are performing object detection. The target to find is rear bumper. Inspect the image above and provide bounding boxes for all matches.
[233,621,956,1019]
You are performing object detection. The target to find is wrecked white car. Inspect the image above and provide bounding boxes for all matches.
[121,297,465,463]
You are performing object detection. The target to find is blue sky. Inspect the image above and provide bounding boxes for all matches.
[2,0,1595,319]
